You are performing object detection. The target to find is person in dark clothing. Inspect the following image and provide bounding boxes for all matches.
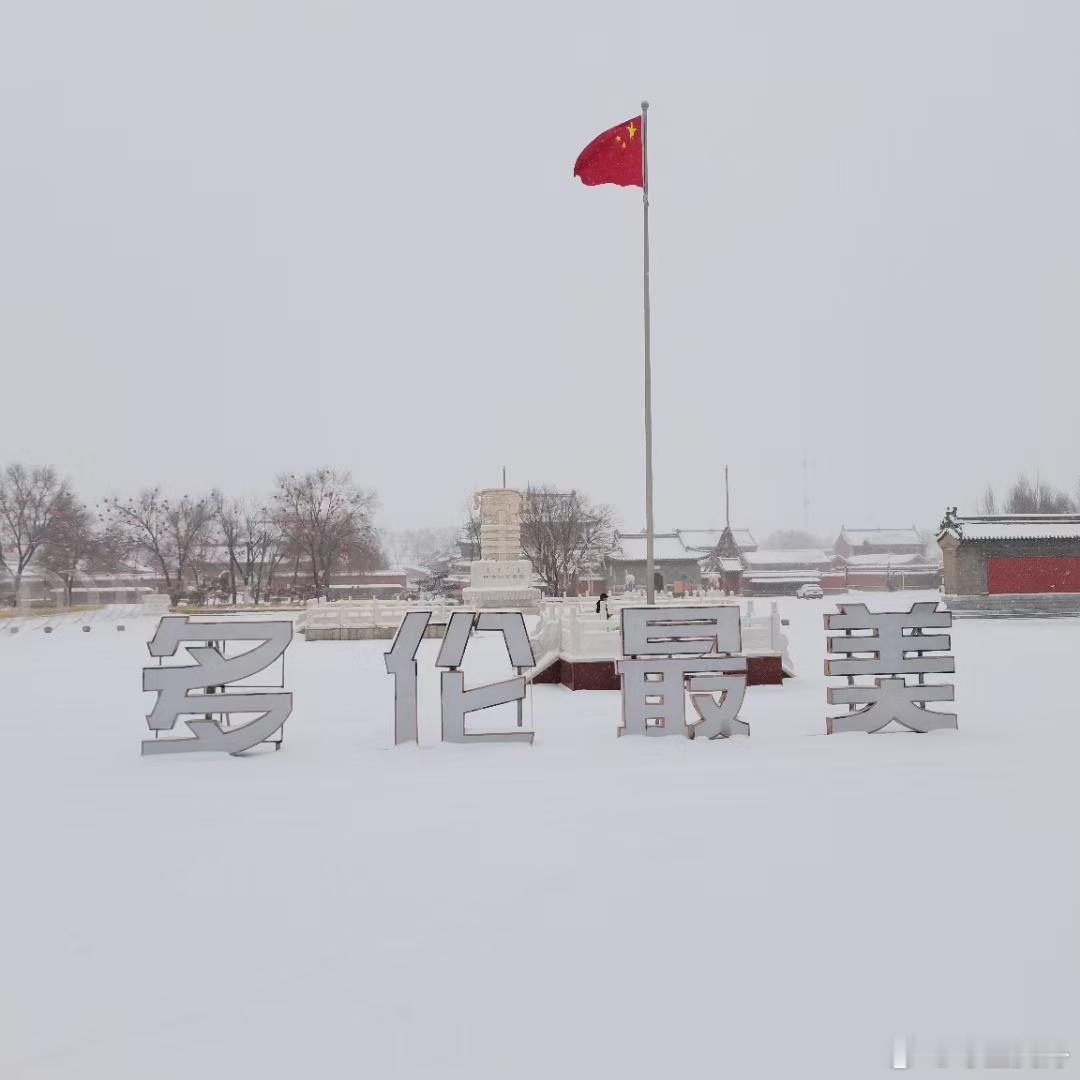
[595,592,611,619]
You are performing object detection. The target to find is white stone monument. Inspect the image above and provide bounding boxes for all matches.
[461,488,540,609]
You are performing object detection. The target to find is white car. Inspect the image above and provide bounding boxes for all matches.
[795,583,824,599]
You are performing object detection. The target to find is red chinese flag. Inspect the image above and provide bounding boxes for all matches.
[573,116,643,188]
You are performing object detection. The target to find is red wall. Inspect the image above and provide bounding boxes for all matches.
[987,556,1080,594]
[819,569,941,592]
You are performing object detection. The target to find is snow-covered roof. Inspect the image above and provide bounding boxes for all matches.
[838,527,923,548]
[610,528,761,563]
[744,570,821,582]
[329,582,406,591]
[63,585,153,594]
[941,515,1080,542]
[742,548,830,567]
[676,529,722,550]
[702,558,743,575]
[610,534,696,562]
[837,552,935,568]
[677,528,756,551]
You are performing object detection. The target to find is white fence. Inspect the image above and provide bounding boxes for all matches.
[740,601,792,668]
[296,594,794,676]
[526,598,792,673]
[300,597,459,633]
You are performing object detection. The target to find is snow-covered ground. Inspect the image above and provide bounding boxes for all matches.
[2,592,1077,1079]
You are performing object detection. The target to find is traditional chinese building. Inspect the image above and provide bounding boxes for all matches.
[607,527,757,594]
[937,509,1080,610]
[688,527,757,594]
[833,527,926,559]
[678,527,757,555]
[326,572,409,600]
[0,568,158,607]
[606,533,703,594]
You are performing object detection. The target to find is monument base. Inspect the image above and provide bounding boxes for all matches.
[531,653,786,691]
[463,560,540,609]
[461,587,541,609]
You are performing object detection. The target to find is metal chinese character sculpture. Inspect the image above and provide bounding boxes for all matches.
[142,617,293,755]
[384,610,535,745]
[617,606,748,738]
[824,602,956,734]
[384,611,431,745]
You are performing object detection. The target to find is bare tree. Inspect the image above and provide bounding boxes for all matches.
[0,463,72,605]
[384,526,458,569]
[185,521,220,599]
[103,489,217,601]
[39,494,100,606]
[977,485,997,515]
[217,495,286,604]
[217,495,247,604]
[84,520,132,577]
[984,474,1075,514]
[519,485,615,596]
[273,469,379,597]
[461,499,482,559]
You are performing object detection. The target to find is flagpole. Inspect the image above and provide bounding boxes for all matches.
[642,100,655,604]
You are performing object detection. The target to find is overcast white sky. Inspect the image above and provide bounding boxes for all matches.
[3,1,1078,539]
